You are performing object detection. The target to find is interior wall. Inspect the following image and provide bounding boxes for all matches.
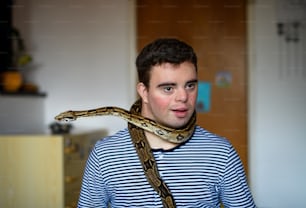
[248,0,306,207]
[13,0,136,135]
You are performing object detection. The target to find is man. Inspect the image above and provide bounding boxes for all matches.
[77,38,256,207]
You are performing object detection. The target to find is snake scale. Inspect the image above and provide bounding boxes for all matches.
[55,99,196,208]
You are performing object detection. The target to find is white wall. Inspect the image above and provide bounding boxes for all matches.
[248,0,306,207]
[10,0,306,207]
[13,0,136,135]
[0,96,45,134]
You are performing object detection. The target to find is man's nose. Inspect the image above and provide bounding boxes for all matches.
[175,88,188,102]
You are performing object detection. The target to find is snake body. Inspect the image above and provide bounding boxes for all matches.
[55,102,195,144]
[54,99,196,208]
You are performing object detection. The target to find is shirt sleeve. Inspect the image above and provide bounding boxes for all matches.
[220,145,257,208]
[78,145,109,208]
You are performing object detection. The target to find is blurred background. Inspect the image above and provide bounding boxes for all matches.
[0,0,305,207]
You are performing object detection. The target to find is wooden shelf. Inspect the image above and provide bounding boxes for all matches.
[0,91,47,97]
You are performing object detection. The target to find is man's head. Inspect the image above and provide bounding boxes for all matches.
[136,38,198,88]
[136,38,198,129]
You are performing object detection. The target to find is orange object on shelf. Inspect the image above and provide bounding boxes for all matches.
[1,70,23,92]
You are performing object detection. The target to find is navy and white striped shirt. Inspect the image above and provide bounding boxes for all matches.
[78,126,256,207]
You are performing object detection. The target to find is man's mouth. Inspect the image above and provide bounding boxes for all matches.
[172,109,189,118]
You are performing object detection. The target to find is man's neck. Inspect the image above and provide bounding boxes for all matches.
[145,131,178,150]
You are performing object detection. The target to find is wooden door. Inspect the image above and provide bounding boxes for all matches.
[136,0,249,174]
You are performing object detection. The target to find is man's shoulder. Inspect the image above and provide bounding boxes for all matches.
[192,126,232,147]
[94,128,132,151]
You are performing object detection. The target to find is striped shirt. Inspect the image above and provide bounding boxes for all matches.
[78,126,256,208]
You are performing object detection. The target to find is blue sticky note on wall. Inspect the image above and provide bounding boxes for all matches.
[196,81,211,112]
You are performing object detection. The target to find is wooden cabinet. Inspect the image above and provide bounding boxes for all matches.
[0,130,107,208]
[63,130,107,208]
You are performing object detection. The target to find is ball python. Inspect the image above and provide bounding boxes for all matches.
[54,99,196,208]
[54,100,196,144]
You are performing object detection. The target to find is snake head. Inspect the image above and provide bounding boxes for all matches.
[54,111,77,122]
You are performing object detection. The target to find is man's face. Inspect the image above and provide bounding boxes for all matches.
[138,61,198,129]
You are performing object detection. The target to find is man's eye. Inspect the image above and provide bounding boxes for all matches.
[186,83,196,90]
[163,86,173,92]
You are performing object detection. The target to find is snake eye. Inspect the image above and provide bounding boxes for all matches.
[63,117,74,122]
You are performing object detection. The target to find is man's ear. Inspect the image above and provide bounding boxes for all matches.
[137,82,148,103]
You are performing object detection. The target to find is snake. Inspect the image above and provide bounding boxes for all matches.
[55,100,196,144]
[54,99,196,208]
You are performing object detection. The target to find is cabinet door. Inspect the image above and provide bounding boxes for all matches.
[137,0,248,173]
[0,136,64,208]
[63,130,107,208]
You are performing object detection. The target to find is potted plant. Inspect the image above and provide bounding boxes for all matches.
[1,27,33,93]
